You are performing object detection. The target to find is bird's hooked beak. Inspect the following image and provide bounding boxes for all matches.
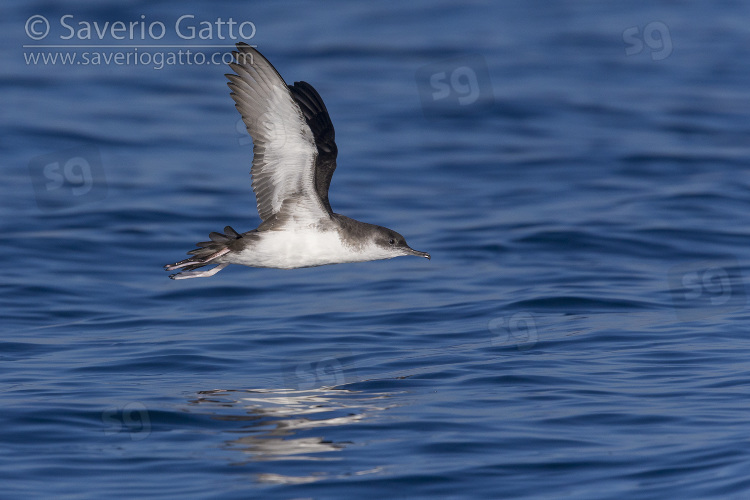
[404,247,431,260]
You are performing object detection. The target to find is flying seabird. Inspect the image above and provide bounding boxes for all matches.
[165,42,430,279]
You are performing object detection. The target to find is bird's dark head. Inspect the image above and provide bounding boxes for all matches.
[373,226,431,260]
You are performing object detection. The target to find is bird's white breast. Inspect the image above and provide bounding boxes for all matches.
[230,228,377,269]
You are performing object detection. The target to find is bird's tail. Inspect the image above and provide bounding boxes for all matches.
[164,226,243,279]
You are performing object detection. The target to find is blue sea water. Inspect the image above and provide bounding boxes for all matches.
[3,0,750,498]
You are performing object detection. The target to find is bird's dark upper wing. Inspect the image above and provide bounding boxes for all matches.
[288,81,338,214]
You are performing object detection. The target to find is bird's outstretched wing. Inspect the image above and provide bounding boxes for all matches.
[227,43,327,223]
[288,81,338,214]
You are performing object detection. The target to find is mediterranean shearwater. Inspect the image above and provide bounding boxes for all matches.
[165,42,430,279]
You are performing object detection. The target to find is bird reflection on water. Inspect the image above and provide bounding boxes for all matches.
[188,387,395,484]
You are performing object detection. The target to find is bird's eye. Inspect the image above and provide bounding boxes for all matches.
[389,238,395,245]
